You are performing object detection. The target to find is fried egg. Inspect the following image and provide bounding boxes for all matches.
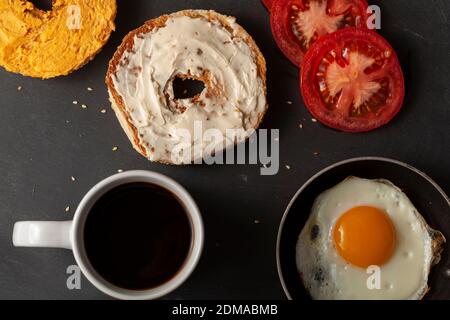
[296,177,445,300]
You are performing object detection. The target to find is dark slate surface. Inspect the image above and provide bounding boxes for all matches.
[0,0,448,299]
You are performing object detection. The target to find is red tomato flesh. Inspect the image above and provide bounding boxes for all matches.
[271,0,369,66]
[300,28,405,132]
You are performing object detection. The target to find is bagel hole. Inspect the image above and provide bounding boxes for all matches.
[30,0,53,11]
[173,77,205,100]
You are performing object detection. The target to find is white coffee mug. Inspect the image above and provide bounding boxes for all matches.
[12,170,204,300]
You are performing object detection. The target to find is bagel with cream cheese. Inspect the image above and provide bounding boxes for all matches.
[0,0,116,78]
[106,10,267,164]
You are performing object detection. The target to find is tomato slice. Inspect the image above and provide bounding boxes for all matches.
[270,0,369,66]
[300,28,405,132]
[262,0,274,10]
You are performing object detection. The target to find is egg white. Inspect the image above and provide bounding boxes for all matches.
[296,176,444,300]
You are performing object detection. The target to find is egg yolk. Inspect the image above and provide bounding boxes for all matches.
[333,206,396,268]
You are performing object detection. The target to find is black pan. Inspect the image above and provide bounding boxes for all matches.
[277,157,450,300]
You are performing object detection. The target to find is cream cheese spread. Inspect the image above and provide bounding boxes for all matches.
[110,13,266,163]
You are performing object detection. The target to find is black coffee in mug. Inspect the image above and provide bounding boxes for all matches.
[84,182,192,290]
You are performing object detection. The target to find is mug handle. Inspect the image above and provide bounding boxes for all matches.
[13,221,73,250]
